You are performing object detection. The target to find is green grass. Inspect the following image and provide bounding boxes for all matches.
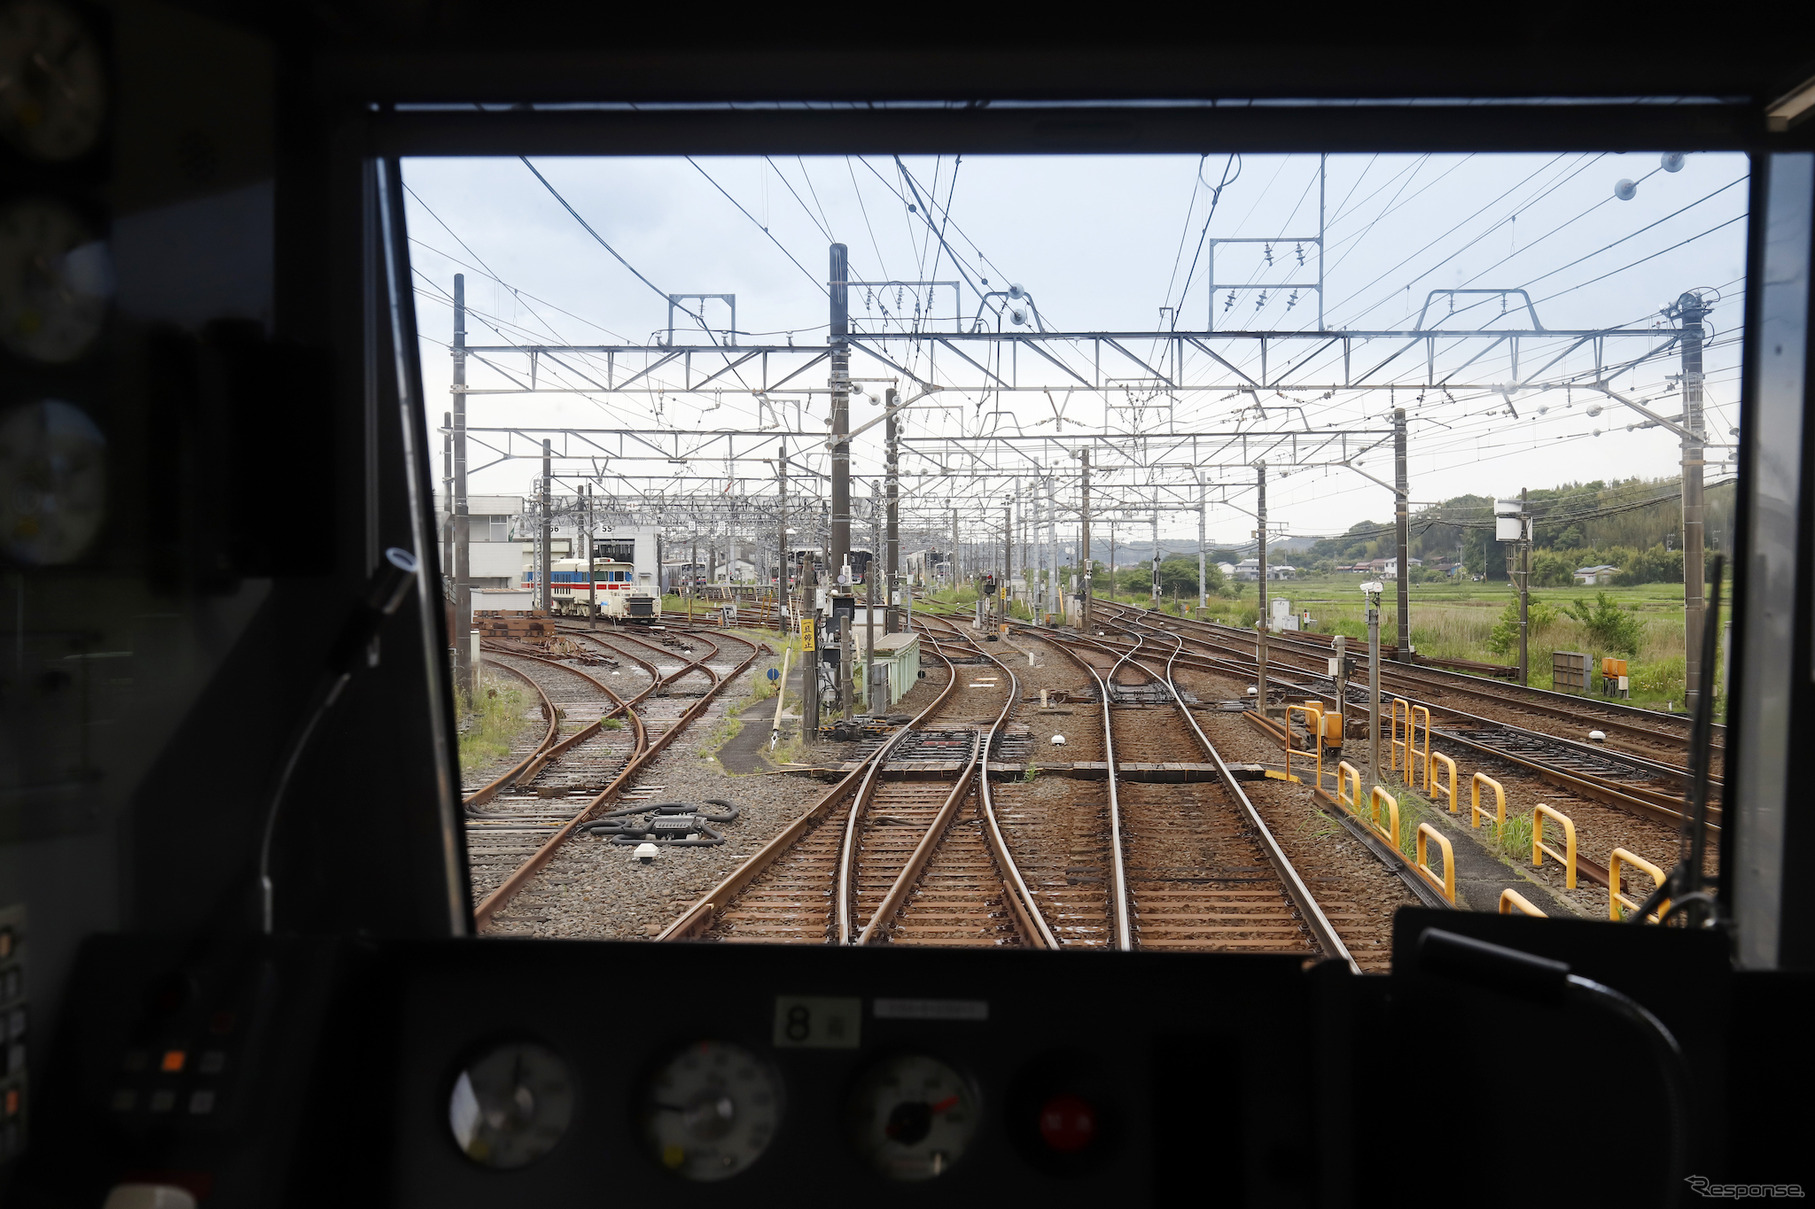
[457,675,532,774]
[1256,574,1725,715]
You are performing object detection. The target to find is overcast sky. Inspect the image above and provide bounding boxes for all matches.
[403,151,1748,547]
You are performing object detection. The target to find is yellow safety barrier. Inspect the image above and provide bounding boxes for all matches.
[1430,753,1457,812]
[1284,704,1324,790]
[1388,698,1432,788]
[1414,823,1456,904]
[1336,761,1361,809]
[1410,705,1431,788]
[1369,785,1400,850]
[1499,888,1547,917]
[1470,773,1507,831]
[1389,698,1411,774]
[1532,804,1578,889]
[1609,848,1669,923]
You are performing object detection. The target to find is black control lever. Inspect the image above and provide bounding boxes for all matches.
[258,549,419,933]
[1416,928,1689,1205]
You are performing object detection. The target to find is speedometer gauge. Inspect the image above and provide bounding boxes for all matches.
[447,1041,575,1170]
[642,1040,784,1181]
[845,1052,979,1180]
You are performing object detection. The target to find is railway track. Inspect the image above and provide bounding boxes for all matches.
[659,608,1357,968]
[1023,624,1357,966]
[1094,600,1719,769]
[660,621,1049,947]
[1086,601,1719,830]
[467,627,762,928]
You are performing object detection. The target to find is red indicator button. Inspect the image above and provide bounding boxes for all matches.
[1038,1094,1096,1153]
[160,1050,186,1073]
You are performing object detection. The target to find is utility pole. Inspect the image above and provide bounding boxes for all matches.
[828,243,851,579]
[803,550,820,738]
[1150,510,1160,607]
[538,438,551,615]
[1079,449,1092,631]
[452,274,472,698]
[690,530,698,621]
[586,484,596,628]
[1003,497,1012,626]
[1047,476,1058,625]
[865,546,878,714]
[885,389,900,633]
[1197,483,1208,613]
[777,441,788,633]
[1518,487,1530,685]
[952,510,960,594]
[1673,291,1711,710]
[1394,406,1410,662]
[441,410,453,587]
[1108,523,1116,606]
[1256,464,1270,717]
[1365,584,1383,790]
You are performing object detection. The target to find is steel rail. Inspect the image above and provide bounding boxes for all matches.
[657,632,959,943]
[1099,601,1722,750]
[1033,625,1353,968]
[1089,612,1718,812]
[1034,630,1136,951]
[1150,630,1360,974]
[463,659,562,809]
[473,634,762,928]
[835,635,969,944]
[856,619,1057,948]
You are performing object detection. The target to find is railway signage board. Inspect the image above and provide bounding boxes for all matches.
[800,618,816,651]
[767,667,780,682]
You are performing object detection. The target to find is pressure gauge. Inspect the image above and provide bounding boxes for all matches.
[0,398,104,566]
[0,0,106,161]
[845,1053,980,1180]
[447,1041,576,1170]
[0,198,111,363]
[642,1041,784,1181]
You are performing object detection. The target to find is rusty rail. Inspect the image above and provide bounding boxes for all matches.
[471,630,760,928]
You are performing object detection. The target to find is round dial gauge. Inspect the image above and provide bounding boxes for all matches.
[0,0,107,161]
[0,199,111,363]
[846,1053,980,1181]
[642,1041,784,1181]
[447,1042,576,1170]
[0,398,104,566]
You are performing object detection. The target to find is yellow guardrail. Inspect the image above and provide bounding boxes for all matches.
[1609,847,1669,922]
[1470,772,1506,831]
[1369,785,1401,850]
[1414,823,1456,905]
[1431,753,1457,812]
[1389,698,1432,789]
[1336,761,1361,809]
[1410,705,1431,789]
[1389,698,1410,775]
[1532,804,1578,889]
[1284,703,1324,790]
[1499,888,1547,917]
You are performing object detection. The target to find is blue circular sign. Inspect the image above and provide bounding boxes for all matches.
[767,667,781,682]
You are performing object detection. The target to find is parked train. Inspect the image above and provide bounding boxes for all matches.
[524,558,662,621]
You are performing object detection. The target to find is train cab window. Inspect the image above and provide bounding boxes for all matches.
[3,16,1813,1206]
[405,150,1748,953]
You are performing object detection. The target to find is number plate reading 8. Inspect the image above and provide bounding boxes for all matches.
[772,996,861,1048]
